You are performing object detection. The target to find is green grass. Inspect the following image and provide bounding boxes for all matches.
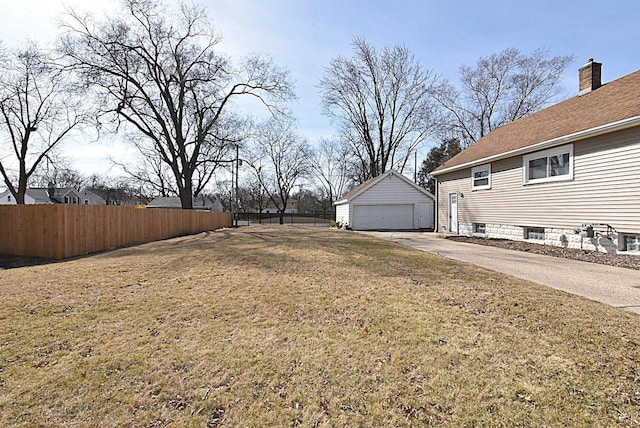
[0,227,639,427]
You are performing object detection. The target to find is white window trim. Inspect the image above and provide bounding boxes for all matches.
[524,226,546,242]
[472,223,487,235]
[622,234,640,253]
[471,163,491,190]
[523,144,574,185]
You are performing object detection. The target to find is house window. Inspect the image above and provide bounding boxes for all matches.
[471,164,491,190]
[64,196,69,203]
[525,227,545,240]
[473,223,486,234]
[7,195,10,202]
[523,144,573,184]
[623,235,640,252]
[84,200,89,205]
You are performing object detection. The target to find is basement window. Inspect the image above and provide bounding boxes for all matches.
[523,144,573,184]
[473,223,486,234]
[525,227,545,241]
[623,235,640,252]
[471,164,491,190]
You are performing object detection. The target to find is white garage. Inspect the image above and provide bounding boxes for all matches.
[334,169,435,231]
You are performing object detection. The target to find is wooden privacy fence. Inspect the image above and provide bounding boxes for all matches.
[0,205,232,259]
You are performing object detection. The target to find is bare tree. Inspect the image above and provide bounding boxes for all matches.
[112,140,177,198]
[434,48,574,145]
[308,138,351,220]
[31,164,86,189]
[0,44,84,203]
[239,177,270,221]
[59,0,293,208]
[246,117,310,225]
[86,174,146,205]
[319,37,440,182]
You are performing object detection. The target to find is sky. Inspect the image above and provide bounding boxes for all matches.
[1,0,640,178]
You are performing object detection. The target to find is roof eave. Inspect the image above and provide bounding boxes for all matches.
[431,115,640,177]
[333,170,391,204]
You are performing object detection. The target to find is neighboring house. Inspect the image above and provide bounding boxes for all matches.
[431,59,640,254]
[80,189,107,205]
[87,187,141,206]
[263,200,298,214]
[334,169,435,231]
[0,186,104,205]
[146,195,224,212]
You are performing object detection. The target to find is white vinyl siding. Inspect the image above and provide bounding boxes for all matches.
[436,127,640,233]
[335,203,350,227]
[419,202,434,229]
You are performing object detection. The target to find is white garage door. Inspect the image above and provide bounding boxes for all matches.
[353,204,414,230]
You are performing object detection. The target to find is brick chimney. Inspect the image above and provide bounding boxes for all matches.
[578,58,602,95]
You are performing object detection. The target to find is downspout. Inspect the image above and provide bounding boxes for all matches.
[433,177,438,233]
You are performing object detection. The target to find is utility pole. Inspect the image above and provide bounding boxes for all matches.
[234,144,240,227]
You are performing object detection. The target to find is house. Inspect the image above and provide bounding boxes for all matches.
[80,189,107,205]
[334,169,435,230]
[146,195,224,212]
[263,200,298,214]
[87,187,140,206]
[0,185,104,205]
[431,59,640,254]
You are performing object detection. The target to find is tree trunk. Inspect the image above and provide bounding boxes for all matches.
[279,210,284,225]
[178,168,194,209]
[179,189,193,209]
[16,169,28,205]
[15,191,26,204]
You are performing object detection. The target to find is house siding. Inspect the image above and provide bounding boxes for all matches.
[350,174,426,205]
[335,203,350,228]
[437,126,640,234]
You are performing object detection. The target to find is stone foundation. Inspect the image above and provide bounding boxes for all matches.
[459,222,621,254]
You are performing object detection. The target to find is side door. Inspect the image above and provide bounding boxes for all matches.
[448,193,458,233]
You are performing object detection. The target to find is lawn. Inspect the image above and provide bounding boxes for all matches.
[1,227,639,427]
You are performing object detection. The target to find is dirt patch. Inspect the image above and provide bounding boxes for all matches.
[446,236,640,270]
[0,255,58,269]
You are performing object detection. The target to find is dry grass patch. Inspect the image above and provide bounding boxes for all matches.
[1,226,639,427]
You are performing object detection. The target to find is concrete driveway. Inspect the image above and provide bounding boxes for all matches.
[361,231,640,315]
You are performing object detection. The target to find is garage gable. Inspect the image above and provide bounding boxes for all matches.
[349,173,428,205]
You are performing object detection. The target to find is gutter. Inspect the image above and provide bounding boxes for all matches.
[431,115,640,176]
